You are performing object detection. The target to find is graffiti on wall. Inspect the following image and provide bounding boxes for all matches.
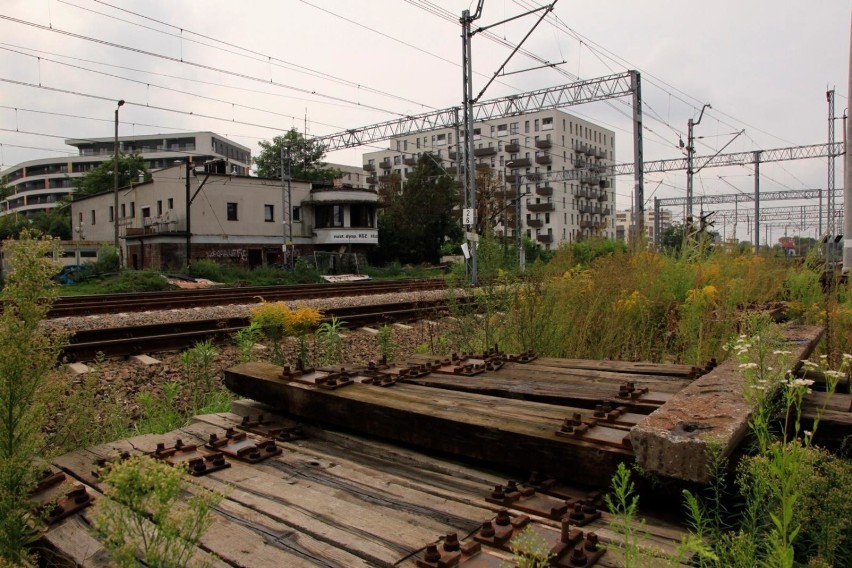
[206,248,247,261]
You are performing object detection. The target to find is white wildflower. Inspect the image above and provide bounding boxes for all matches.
[791,378,815,388]
[820,354,828,359]
[801,360,819,369]
[843,353,852,360]
[825,370,844,379]
[739,363,758,369]
[773,350,792,355]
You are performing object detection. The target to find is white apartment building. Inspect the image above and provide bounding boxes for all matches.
[0,132,251,217]
[615,208,673,242]
[362,109,616,248]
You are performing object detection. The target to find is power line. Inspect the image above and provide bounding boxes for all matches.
[0,14,411,118]
[59,0,436,111]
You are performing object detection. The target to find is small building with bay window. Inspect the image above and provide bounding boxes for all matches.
[70,164,379,271]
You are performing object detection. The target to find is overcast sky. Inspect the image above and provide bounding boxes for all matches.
[0,0,849,241]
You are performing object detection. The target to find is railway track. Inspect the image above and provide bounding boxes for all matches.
[49,278,446,318]
[59,299,454,362]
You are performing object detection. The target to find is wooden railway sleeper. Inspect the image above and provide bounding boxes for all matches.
[237,414,306,442]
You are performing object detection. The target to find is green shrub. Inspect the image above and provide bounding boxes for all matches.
[187,259,222,281]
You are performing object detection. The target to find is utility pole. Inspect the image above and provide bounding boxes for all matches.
[185,158,192,267]
[631,71,644,250]
[460,3,482,285]
[113,99,125,268]
[280,145,293,269]
[826,88,836,260]
[754,151,761,252]
[686,103,711,224]
[460,0,555,284]
[845,9,852,273]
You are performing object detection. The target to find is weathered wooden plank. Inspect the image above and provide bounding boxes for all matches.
[225,362,633,485]
[395,371,666,415]
[40,515,114,568]
[528,357,703,378]
[630,324,823,483]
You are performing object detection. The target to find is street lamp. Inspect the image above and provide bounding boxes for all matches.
[113,99,125,268]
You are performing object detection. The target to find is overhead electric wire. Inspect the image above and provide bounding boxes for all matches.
[0,41,393,113]
[511,0,798,148]
[59,0,436,112]
[0,14,412,118]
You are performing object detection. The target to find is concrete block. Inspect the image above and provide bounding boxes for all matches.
[360,327,379,336]
[66,363,91,376]
[630,325,822,483]
[393,323,413,331]
[131,354,161,366]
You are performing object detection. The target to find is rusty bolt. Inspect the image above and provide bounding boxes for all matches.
[495,509,511,527]
[155,442,166,454]
[491,484,505,500]
[443,532,460,552]
[191,459,207,474]
[581,500,597,515]
[423,544,441,563]
[208,433,219,444]
[602,401,612,413]
[480,521,495,538]
[249,450,261,460]
[584,532,599,551]
[225,427,235,438]
[212,454,226,467]
[593,404,605,418]
[174,439,184,450]
[69,485,89,505]
[570,502,586,522]
[618,385,630,398]
[570,545,588,566]
[560,418,574,433]
[560,517,574,543]
[50,503,65,518]
[572,412,582,425]
[505,480,519,493]
[241,415,250,425]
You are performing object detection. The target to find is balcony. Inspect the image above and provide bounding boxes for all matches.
[449,151,459,160]
[527,219,543,228]
[574,187,591,199]
[363,163,375,172]
[403,157,417,166]
[476,163,491,171]
[528,202,554,213]
[445,166,458,175]
[598,192,608,202]
[474,147,497,157]
[535,153,552,165]
[581,176,600,186]
[366,175,378,184]
[599,179,610,189]
[535,139,552,149]
[378,174,393,183]
[580,220,593,229]
[537,234,553,244]
[573,159,587,169]
[525,172,543,182]
[601,207,611,216]
[535,183,552,197]
[508,157,530,167]
[505,174,518,183]
[596,149,607,159]
[596,221,608,230]
[505,143,520,153]
[379,160,392,170]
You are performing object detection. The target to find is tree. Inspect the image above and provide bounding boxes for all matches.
[0,231,63,564]
[371,153,460,265]
[254,128,341,182]
[74,153,151,197]
[474,167,507,237]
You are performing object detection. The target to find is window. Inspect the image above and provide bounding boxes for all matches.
[227,202,238,221]
[120,204,126,218]
[404,140,408,151]
[497,124,508,136]
[524,121,530,133]
[416,138,421,149]
[534,119,539,131]
[156,200,163,215]
[293,206,301,222]
[130,202,135,218]
[264,204,274,222]
[168,198,174,209]
[436,133,447,146]
[542,117,553,130]
[141,206,150,222]
[394,155,401,165]
[90,210,96,225]
[109,205,114,222]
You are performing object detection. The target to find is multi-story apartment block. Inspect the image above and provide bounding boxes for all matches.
[362,109,616,248]
[0,132,251,217]
[615,208,673,242]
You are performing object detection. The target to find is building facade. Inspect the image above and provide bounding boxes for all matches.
[615,208,673,242]
[70,165,379,270]
[0,132,251,217]
[362,109,616,248]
